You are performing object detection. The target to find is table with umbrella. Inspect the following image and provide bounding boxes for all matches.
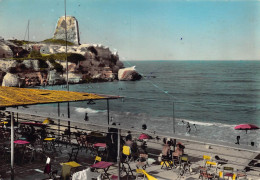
[234,124,259,146]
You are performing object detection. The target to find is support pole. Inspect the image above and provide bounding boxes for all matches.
[58,119,60,137]
[68,121,71,139]
[107,99,110,125]
[173,102,175,134]
[117,129,121,180]
[11,112,14,180]
[58,103,60,137]
[58,103,60,117]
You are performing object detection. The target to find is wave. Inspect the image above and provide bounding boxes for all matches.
[176,118,234,128]
[74,107,104,114]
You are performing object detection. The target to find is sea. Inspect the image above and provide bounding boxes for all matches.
[31,60,260,146]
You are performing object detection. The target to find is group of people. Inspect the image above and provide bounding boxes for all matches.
[182,121,197,134]
[161,137,185,161]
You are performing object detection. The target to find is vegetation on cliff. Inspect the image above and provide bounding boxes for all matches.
[42,38,75,46]
[9,39,33,46]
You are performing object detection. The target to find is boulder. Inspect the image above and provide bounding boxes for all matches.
[0,60,17,72]
[118,66,142,81]
[2,73,21,87]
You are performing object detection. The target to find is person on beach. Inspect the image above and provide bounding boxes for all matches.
[106,123,118,162]
[186,122,191,134]
[235,136,240,145]
[84,113,89,121]
[193,124,197,131]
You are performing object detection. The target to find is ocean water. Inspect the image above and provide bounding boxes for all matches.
[36,60,260,146]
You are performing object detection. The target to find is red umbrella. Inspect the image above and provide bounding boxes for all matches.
[138,133,152,140]
[234,124,259,134]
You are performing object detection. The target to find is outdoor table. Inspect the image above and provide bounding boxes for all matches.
[44,137,56,141]
[43,138,56,152]
[94,143,107,158]
[61,161,81,168]
[14,140,30,145]
[94,143,106,148]
[14,140,30,164]
[91,161,113,179]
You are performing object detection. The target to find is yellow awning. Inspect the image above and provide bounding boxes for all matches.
[0,86,119,108]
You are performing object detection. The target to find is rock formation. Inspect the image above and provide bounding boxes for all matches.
[0,38,14,58]
[118,66,142,81]
[53,16,80,45]
[0,16,142,87]
[2,73,20,87]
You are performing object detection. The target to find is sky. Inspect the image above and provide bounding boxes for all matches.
[0,0,260,60]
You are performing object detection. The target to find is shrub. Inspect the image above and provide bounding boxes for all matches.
[29,50,42,58]
[42,38,75,46]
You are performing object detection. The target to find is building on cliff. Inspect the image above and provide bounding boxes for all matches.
[53,16,80,45]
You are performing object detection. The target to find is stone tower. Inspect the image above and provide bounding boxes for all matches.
[53,16,80,45]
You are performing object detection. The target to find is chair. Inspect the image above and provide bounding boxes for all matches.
[68,147,80,162]
[178,155,191,176]
[199,161,218,180]
[61,164,72,180]
[203,155,212,166]
[136,153,148,170]
[222,167,234,180]
[22,146,35,163]
[121,145,133,176]
[94,155,102,164]
[236,169,247,180]
[161,154,173,170]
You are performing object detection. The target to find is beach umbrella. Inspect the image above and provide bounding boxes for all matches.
[234,124,259,134]
[138,133,152,140]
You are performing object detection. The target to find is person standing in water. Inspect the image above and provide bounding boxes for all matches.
[186,122,191,134]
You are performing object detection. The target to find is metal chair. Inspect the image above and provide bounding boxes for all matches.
[68,147,80,162]
[121,145,134,176]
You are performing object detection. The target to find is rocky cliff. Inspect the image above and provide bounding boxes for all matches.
[0,16,142,87]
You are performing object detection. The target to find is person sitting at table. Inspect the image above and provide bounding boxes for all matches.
[162,138,171,160]
[136,148,148,169]
[125,131,133,148]
[172,142,184,158]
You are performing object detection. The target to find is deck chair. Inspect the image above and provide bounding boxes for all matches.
[161,154,173,170]
[121,145,134,176]
[68,147,80,162]
[136,169,158,180]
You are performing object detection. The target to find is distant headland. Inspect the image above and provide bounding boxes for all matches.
[0,16,141,87]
